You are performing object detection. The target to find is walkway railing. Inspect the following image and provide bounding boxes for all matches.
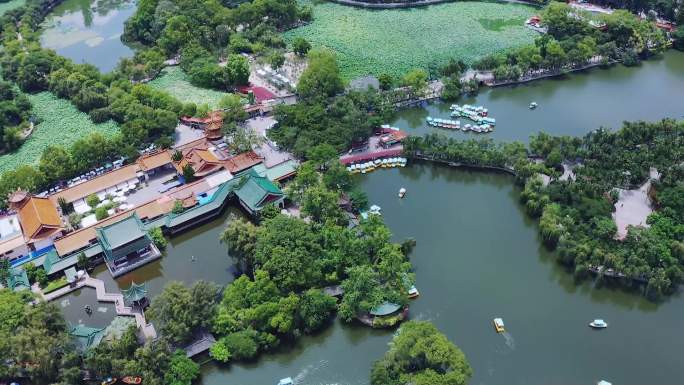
[37,273,157,340]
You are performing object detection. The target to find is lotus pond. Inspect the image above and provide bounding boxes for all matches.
[283,1,537,80]
[0,0,25,15]
[148,66,232,109]
[0,92,119,173]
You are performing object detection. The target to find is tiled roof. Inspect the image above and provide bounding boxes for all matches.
[137,151,172,171]
[224,151,263,173]
[96,214,147,251]
[49,165,140,204]
[17,196,63,240]
[234,171,283,211]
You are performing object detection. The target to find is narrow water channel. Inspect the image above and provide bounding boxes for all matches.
[40,0,136,72]
[199,164,684,385]
[393,50,684,142]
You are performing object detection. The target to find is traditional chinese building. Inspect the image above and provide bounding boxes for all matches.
[96,213,161,277]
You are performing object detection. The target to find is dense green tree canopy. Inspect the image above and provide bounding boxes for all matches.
[371,321,472,385]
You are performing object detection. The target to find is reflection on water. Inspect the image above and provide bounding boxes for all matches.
[201,164,684,385]
[40,0,137,72]
[391,51,684,142]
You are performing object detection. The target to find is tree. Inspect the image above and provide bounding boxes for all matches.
[76,252,88,270]
[339,265,384,322]
[220,215,258,274]
[301,184,347,225]
[297,289,336,333]
[148,281,220,345]
[440,75,462,101]
[292,37,311,56]
[401,69,428,95]
[164,350,200,385]
[0,258,10,286]
[148,227,168,249]
[370,321,472,385]
[213,330,259,362]
[39,146,74,182]
[219,94,247,122]
[254,215,323,292]
[182,164,195,182]
[673,28,684,51]
[297,48,344,99]
[378,73,393,91]
[225,54,250,86]
[268,52,286,70]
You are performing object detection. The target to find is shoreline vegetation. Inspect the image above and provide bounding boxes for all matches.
[0,0,683,383]
[403,119,684,299]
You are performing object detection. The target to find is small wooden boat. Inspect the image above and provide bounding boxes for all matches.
[122,377,142,384]
[493,318,505,333]
[589,319,608,329]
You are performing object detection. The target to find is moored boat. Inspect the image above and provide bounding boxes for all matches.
[408,285,419,298]
[121,377,142,384]
[101,378,117,385]
[493,317,505,333]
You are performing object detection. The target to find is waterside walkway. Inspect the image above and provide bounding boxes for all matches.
[35,273,157,340]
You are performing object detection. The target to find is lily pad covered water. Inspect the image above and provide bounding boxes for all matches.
[0,0,26,16]
[40,0,137,72]
[283,1,537,80]
[0,92,119,173]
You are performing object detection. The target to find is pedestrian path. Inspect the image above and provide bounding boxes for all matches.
[38,272,157,340]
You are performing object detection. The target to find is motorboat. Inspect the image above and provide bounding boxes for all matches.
[278,378,294,385]
[589,319,608,329]
[408,285,419,298]
[493,318,505,333]
[529,102,538,109]
[398,187,407,198]
[101,378,117,385]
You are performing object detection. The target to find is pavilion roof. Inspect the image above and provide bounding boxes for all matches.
[123,281,148,303]
[234,170,283,212]
[370,302,401,316]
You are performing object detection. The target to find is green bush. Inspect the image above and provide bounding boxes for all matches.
[148,227,168,250]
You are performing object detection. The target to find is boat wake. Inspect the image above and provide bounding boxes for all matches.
[293,359,329,384]
[501,332,515,350]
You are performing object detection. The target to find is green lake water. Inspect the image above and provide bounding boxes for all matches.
[394,51,684,142]
[197,164,684,385]
[55,51,684,384]
[40,0,136,72]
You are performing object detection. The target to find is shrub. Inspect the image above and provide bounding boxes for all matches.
[148,227,168,249]
[95,206,109,220]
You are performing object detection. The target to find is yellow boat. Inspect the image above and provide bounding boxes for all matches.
[493,318,505,333]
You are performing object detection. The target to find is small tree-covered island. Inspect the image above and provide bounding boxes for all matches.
[0,0,683,383]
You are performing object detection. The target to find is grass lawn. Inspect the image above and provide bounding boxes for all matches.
[148,66,231,109]
[283,1,537,80]
[0,92,119,173]
[0,0,25,15]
